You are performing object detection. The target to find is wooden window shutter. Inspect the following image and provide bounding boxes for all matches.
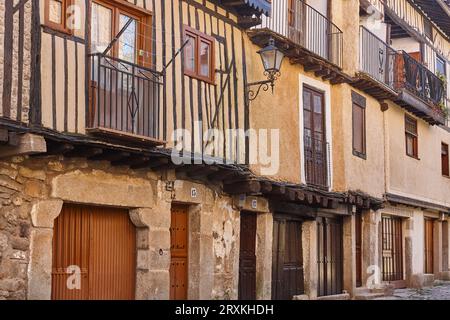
[442,143,449,176]
[351,91,366,158]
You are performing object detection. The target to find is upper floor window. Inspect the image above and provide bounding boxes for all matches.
[184,26,215,84]
[424,19,433,40]
[90,0,152,67]
[436,55,446,77]
[405,115,418,159]
[352,92,366,159]
[442,143,449,177]
[45,0,71,33]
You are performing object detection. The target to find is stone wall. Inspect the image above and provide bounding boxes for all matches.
[0,154,242,300]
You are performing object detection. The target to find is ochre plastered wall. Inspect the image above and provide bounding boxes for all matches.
[385,103,450,207]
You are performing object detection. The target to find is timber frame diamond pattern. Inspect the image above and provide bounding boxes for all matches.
[0,0,450,302]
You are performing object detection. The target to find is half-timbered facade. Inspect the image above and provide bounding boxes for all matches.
[1,0,450,301]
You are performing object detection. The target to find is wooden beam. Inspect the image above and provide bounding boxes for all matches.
[223,180,261,195]
[0,133,46,158]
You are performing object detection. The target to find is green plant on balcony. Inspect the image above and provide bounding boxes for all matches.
[437,71,449,118]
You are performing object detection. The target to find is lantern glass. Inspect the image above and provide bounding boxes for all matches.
[258,39,284,73]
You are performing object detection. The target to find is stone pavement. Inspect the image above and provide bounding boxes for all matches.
[376,281,450,300]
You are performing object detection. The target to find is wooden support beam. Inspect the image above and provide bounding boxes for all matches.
[223,180,261,195]
[112,156,150,167]
[66,147,103,158]
[208,169,236,181]
[260,181,273,193]
[0,133,46,158]
[188,166,219,179]
[295,190,305,201]
[90,151,131,162]
[46,143,74,155]
[285,188,296,201]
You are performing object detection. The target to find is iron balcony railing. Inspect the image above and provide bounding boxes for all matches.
[359,26,396,90]
[395,50,446,107]
[89,53,163,140]
[304,135,330,189]
[258,0,343,68]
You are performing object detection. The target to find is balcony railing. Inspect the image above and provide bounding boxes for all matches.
[257,0,343,68]
[395,51,445,107]
[89,53,163,142]
[304,135,330,189]
[359,26,396,90]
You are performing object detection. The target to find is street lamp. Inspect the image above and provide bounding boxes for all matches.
[246,38,285,102]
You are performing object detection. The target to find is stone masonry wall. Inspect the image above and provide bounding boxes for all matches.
[0,154,240,300]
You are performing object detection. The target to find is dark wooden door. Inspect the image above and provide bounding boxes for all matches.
[424,219,434,274]
[303,86,327,188]
[317,217,343,297]
[381,216,404,282]
[52,204,136,300]
[272,217,304,300]
[170,205,188,300]
[355,212,363,287]
[238,212,257,300]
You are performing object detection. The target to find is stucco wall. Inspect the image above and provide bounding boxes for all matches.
[331,85,386,198]
[385,104,450,207]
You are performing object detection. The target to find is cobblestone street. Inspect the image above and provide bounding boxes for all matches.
[377,281,450,300]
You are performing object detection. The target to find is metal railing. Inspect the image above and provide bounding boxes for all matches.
[304,135,330,189]
[89,54,163,139]
[395,50,445,107]
[257,0,343,68]
[359,26,396,90]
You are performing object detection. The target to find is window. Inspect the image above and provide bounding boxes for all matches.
[424,20,433,40]
[405,115,418,158]
[442,143,449,177]
[352,91,366,159]
[44,0,71,33]
[90,0,152,67]
[352,103,366,158]
[184,26,215,83]
[436,55,446,77]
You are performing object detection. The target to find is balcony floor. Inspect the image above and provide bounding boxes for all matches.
[247,28,352,85]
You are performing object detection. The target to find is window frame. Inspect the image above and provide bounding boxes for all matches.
[352,102,366,159]
[442,142,449,177]
[90,0,153,67]
[44,0,72,34]
[405,115,419,159]
[351,91,367,160]
[183,26,216,84]
[436,55,447,77]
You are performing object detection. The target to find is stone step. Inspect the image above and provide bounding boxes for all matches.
[354,292,386,300]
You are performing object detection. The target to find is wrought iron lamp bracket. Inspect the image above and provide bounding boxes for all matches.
[246,71,281,102]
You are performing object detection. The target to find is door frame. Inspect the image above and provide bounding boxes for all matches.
[238,211,257,300]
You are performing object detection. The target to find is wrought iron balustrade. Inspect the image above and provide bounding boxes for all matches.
[257,0,343,68]
[304,135,330,189]
[359,26,396,90]
[89,53,163,141]
[395,51,445,109]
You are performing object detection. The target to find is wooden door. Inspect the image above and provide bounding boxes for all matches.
[381,216,404,283]
[355,212,363,288]
[238,212,257,300]
[424,219,434,274]
[303,86,327,188]
[317,217,343,297]
[170,205,188,300]
[272,217,304,300]
[52,204,136,300]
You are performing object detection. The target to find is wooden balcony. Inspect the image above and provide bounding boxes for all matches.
[248,0,350,84]
[88,54,166,147]
[354,27,446,126]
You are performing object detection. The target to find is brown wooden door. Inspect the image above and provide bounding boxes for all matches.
[303,86,327,188]
[424,219,434,274]
[238,212,257,300]
[317,217,343,297]
[170,205,188,300]
[355,212,363,288]
[52,204,136,300]
[272,217,304,300]
[381,216,404,283]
